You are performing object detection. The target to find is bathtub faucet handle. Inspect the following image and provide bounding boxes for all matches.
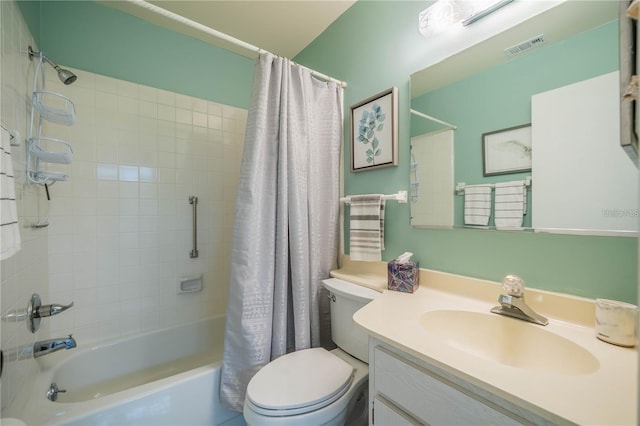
[35,301,74,318]
[27,294,75,333]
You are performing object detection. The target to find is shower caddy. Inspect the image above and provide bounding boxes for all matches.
[26,50,75,185]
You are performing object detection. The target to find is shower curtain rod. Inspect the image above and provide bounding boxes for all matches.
[410,109,457,130]
[127,0,348,88]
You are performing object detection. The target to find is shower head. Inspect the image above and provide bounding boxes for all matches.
[28,46,77,85]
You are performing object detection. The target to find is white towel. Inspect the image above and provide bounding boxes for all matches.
[464,184,492,226]
[1,127,21,260]
[349,194,385,262]
[494,180,526,230]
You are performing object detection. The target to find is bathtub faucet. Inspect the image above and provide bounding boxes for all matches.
[33,334,77,358]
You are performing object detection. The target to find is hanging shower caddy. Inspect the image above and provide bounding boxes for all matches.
[26,49,75,185]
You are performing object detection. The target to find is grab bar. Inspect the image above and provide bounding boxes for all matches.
[189,196,199,258]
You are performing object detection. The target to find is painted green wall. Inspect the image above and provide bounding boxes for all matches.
[32,1,254,109]
[16,1,41,43]
[295,1,638,303]
[411,21,618,228]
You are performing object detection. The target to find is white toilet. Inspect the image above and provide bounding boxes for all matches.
[243,278,380,426]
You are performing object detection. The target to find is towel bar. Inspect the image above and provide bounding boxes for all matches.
[340,190,407,204]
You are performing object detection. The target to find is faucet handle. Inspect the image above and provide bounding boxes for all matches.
[35,301,74,318]
[502,274,525,297]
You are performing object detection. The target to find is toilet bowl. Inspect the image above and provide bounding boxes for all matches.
[243,278,379,426]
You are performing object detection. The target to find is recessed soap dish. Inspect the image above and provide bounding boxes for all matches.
[178,275,203,294]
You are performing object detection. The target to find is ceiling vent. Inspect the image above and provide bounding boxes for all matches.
[504,34,546,57]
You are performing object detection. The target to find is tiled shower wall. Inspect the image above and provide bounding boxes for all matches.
[42,67,245,344]
[1,0,51,413]
[1,0,246,413]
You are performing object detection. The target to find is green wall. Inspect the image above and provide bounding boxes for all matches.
[411,21,618,228]
[295,1,638,303]
[27,1,254,109]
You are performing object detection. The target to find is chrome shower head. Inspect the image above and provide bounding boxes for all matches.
[28,46,77,85]
[52,65,77,85]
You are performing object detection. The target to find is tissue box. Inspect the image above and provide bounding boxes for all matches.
[387,260,419,293]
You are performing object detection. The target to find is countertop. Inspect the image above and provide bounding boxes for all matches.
[332,257,638,425]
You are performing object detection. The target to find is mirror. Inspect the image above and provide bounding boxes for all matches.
[409,1,638,235]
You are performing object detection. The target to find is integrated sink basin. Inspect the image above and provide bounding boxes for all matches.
[420,310,599,375]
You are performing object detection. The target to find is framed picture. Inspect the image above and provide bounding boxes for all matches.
[350,87,398,172]
[482,124,532,176]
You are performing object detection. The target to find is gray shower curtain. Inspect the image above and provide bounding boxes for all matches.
[220,52,343,412]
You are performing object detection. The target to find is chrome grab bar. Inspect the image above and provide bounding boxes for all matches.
[189,195,199,258]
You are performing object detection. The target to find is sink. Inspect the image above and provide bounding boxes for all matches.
[420,310,599,375]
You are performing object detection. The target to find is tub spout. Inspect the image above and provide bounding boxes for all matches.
[33,335,77,358]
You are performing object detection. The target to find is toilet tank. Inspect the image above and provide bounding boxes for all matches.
[322,278,380,363]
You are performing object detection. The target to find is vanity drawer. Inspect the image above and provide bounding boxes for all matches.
[373,346,521,425]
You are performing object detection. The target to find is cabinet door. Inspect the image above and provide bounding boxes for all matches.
[374,346,521,425]
[373,395,422,426]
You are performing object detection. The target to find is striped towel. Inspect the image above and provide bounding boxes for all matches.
[1,126,20,260]
[494,180,526,230]
[464,184,492,226]
[349,194,385,262]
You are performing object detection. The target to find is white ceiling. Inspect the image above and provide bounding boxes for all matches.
[102,0,357,59]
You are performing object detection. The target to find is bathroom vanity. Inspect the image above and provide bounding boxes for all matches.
[331,259,638,425]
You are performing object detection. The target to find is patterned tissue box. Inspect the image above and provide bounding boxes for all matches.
[387,260,420,293]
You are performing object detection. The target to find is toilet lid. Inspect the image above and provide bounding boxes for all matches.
[246,348,355,413]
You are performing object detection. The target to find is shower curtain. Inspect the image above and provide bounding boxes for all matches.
[220,53,343,411]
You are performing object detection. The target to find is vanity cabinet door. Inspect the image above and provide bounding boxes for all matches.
[372,395,422,426]
[373,346,521,425]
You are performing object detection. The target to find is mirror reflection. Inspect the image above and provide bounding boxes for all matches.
[409,1,638,235]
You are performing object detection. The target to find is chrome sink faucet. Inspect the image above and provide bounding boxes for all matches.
[33,335,77,358]
[490,275,548,326]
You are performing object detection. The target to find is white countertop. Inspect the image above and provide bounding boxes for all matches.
[333,259,638,425]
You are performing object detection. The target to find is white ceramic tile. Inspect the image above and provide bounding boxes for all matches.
[138,85,158,103]
[175,93,192,110]
[139,183,158,200]
[119,166,139,182]
[207,114,222,130]
[95,74,119,94]
[139,166,157,183]
[118,96,138,115]
[193,111,208,128]
[139,100,157,119]
[158,104,175,122]
[175,108,192,125]
[207,101,223,116]
[117,80,138,98]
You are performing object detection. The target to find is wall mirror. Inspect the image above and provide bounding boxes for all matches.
[410,0,638,236]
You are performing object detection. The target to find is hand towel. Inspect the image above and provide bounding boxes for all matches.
[464,184,492,226]
[1,126,21,260]
[349,194,385,262]
[494,180,526,230]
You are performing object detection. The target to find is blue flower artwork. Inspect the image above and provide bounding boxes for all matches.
[357,103,386,165]
[351,87,398,171]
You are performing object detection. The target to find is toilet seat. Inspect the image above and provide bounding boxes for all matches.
[246,347,355,417]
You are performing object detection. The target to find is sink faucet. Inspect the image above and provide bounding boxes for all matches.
[33,335,77,358]
[490,275,548,326]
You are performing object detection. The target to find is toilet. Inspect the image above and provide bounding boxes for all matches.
[243,278,380,426]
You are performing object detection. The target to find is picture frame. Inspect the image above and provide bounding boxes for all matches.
[350,87,398,172]
[482,124,532,176]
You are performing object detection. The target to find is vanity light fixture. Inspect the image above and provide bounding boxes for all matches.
[462,0,514,26]
[419,0,514,37]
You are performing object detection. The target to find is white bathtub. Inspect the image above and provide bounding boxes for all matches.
[19,316,244,426]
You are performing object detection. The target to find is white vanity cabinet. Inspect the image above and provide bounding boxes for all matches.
[368,339,551,426]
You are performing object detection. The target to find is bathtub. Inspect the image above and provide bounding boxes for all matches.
[19,315,244,426]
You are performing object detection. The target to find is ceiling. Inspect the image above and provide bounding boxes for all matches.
[102,0,357,59]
